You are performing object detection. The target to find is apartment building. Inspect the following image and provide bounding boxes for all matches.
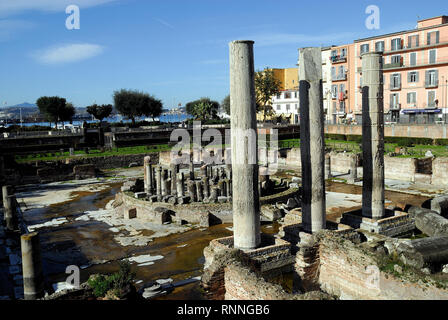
[271,89,300,123]
[327,43,357,124]
[259,67,300,123]
[352,16,448,124]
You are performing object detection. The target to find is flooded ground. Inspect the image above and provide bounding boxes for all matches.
[13,167,431,300]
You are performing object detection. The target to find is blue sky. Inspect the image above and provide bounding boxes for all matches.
[0,0,446,109]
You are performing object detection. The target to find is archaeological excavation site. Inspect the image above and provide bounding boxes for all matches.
[2,37,448,304]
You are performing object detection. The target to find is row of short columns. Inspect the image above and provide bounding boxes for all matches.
[143,157,232,204]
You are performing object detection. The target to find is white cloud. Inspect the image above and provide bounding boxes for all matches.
[0,0,118,17]
[154,18,175,30]
[0,19,35,41]
[33,43,105,64]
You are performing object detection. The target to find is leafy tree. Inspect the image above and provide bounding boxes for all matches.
[61,102,76,125]
[221,95,230,115]
[113,89,163,126]
[36,96,74,129]
[141,96,163,121]
[185,97,219,121]
[255,68,281,122]
[86,104,113,121]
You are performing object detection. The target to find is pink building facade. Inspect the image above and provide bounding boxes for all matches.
[352,16,448,124]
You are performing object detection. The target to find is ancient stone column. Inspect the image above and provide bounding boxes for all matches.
[200,165,208,177]
[225,164,232,180]
[144,156,154,195]
[209,186,219,203]
[196,181,203,202]
[202,177,210,199]
[230,40,260,249]
[189,162,195,181]
[348,154,358,183]
[226,179,232,197]
[176,172,185,197]
[2,185,17,231]
[299,47,326,234]
[161,169,168,196]
[361,52,385,220]
[21,232,44,300]
[324,154,332,180]
[170,164,179,196]
[218,180,227,197]
[155,166,162,196]
[187,180,197,202]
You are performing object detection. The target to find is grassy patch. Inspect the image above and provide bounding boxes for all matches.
[87,260,136,299]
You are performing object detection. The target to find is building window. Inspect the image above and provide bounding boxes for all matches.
[427,31,440,45]
[429,49,437,64]
[331,85,337,98]
[390,93,400,109]
[390,73,401,89]
[276,93,281,99]
[295,104,298,110]
[338,66,345,79]
[426,70,439,87]
[331,49,337,58]
[341,48,347,57]
[408,71,419,83]
[409,52,417,66]
[276,105,281,111]
[407,92,417,104]
[428,91,436,108]
[294,92,297,98]
[375,41,385,52]
[391,38,402,51]
[286,104,290,112]
[284,92,291,99]
[391,55,401,64]
[408,35,419,48]
[360,44,369,54]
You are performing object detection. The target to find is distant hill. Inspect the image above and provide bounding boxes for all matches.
[2,102,37,109]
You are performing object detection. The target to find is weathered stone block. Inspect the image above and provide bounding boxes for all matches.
[199,212,211,227]
[73,164,96,179]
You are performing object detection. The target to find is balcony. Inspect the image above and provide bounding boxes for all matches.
[425,80,439,88]
[383,61,403,70]
[330,55,347,64]
[390,84,401,91]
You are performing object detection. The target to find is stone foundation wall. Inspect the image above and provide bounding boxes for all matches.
[325,124,448,139]
[383,157,417,182]
[317,232,448,300]
[330,152,357,174]
[282,149,439,183]
[285,148,301,169]
[432,158,448,186]
[224,263,295,300]
[65,153,159,169]
[117,192,233,224]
